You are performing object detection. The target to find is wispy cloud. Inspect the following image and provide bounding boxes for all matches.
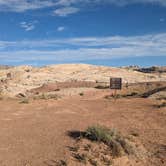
[57,26,65,31]
[0,0,166,13]
[0,0,55,12]
[53,7,79,16]
[0,33,166,64]
[20,21,38,31]
[103,0,166,7]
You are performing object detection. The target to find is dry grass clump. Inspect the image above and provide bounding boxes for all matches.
[33,93,59,100]
[19,98,29,104]
[85,125,134,157]
[79,92,84,96]
[104,92,139,100]
[95,85,109,89]
[67,125,147,165]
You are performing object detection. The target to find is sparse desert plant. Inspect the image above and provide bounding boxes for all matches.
[105,92,139,100]
[79,92,84,96]
[85,125,116,143]
[40,93,48,100]
[19,98,29,104]
[122,92,138,97]
[95,85,109,89]
[104,94,121,100]
[85,125,134,157]
[47,93,59,100]
[34,93,59,100]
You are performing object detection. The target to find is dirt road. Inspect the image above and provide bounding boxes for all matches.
[0,93,165,165]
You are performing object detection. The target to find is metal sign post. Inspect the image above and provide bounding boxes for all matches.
[110,78,122,100]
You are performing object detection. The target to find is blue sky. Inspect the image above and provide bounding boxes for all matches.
[0,0,166,67]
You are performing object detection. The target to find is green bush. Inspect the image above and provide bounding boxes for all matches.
[86,125,116,144]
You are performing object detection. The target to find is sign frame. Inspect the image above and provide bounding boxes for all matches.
[110,78,122,90]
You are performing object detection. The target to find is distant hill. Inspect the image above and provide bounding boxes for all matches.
[135,66,166,73]
[0,64,166,97]
[0,65,13,70]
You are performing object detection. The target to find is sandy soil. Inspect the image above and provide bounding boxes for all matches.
[0,90,165,166]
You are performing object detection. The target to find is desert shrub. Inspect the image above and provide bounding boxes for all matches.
[104,94,121,100]
[34,93,59,100]
[85,125,134,157]
[95,85,109,89]
[47,94,59,100]
[85,125,116,144]
[40,93,48,100]
[122,92,138,97]
[19,98,29,104]
[68,125,136,158]
[79,92,84,96]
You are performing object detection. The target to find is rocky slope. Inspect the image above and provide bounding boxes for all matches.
[0,64,166,97]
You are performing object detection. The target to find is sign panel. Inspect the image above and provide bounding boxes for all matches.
[110,78,122,90]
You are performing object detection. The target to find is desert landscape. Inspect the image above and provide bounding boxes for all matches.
[0,64,165,166]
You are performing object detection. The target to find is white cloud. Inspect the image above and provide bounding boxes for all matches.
[54,0,166,7]
[57,26,65,31]
[53,7,79,16]
[0,0,166,13]
[0,33,166,63]
[102,0,166,7]
[20,21,38,31]
[0,0,55,12]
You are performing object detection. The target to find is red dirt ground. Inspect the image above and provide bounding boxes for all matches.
[0,91,165,166]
